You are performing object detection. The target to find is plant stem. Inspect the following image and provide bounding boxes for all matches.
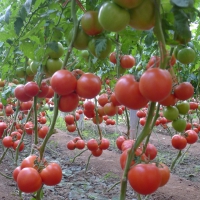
[124,108,130,139]
[71,149,88,163]
[107,181,120,192]
[170,150,182,171]
[119,102,156,200]
[85,153,92,173]
[0,171,12,179]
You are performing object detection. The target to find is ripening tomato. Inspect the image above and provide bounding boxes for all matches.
[171,135,187,150]
[184,130,198,144]
[40,163,62,186]
[120,55,136,69]
[81,11,104,35]
[115,75,149,109]
[174,82,194,100]
[59,93,79,112]
[128,163,161,195]
[159,94,177,106]
[189,102,198,110]
[139,68,173,102]
[46,86,54,98]
[113,0,143,9]
[25,121,34,135]
[50,70,77,96]
[76,73,101,99]
[14,84,32,102]
[87,139,98,151]
[110,92,121,106]
[146,56,160,69]
[17,167,42,193]
[92,115,103,124]
[103,102,118,116]
[155,163,170,187]
[129,0,155,30]
[24,82,40,97]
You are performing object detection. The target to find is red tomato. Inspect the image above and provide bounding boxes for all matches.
[40,163,62,186]
[97,106,105,116]
[139,117,146,126]
[25,121,34,135]
[136,110,146,118]
[115,75,148,109]
[13,166,21,182]
[76,73,102,99]
[184,130,198,144]
[159,94,177,106]
[146,56,160,69]
[17,167,42,193]
[121,139,135,152]
[189,102,198,110]
[11,131,21,140]
[58,93,79,112]
[64,115,75,125]
[84,109,95,118]
[46,86,54,98]
[84,101,95,111]
[116,136,126,150]
[21,155,38,169]
[171,135,187,150]
[139,68,172,102]
[98,93,109,107]
[128,163,161,195]
[91,148,103,157]
[87,139,98,151]
[156,163,170,187]
[110,92,121,106]
[37,82,49,98]
[67,124,76,132]
[13,140,24,151]
[99,138,110,150]
[67,140,76,150]
[2,136,13,148]
[145,143,157,160]
[185,122,192,130]
[24,81,40,97]
[14,84,32,102]
[38,125,49,139]
[109,52,117,64]
[174,82,194,100]
[39,116,47,124]
[120,55,136,69]
[50,69,77,95]
[120,148,146,169]
[92,115,103,124]
[76,139,85,150]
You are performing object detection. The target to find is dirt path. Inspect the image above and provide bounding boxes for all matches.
[0,129,200,200]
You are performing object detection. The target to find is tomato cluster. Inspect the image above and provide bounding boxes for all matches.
[13,155,62,193]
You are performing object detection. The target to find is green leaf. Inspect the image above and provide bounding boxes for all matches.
[14,17,24,35]
[19,40,35,59]
[170,0,194,7]
[95,38,107,57]
[19,6,27,21]
[47,41,59,52]
[5,5,11,24]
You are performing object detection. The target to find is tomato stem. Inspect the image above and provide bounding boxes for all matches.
[124,107,130,139]
[170,150,182,170]
[71,149,88,163]
[73,111,83,140]
[85,153,92,173]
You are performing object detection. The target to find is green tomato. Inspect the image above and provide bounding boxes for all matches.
[163,106,179,121]
[67,27,90,50]
[129,0,155,30]
[16,67,26,78]
[46,58,63,76]
[98,2,130,32]
[26,66,35,76]
[198,105,200,111]
[112,0,143,9]
[30,61,40,75]
[173,45,184,59]
[176,101,190,115]
[47,42,64,59]
[172,118,186,132]
[88,37,112,59]
[177,47,196,64]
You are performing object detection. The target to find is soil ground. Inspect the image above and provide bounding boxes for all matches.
[0,123,200,200]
